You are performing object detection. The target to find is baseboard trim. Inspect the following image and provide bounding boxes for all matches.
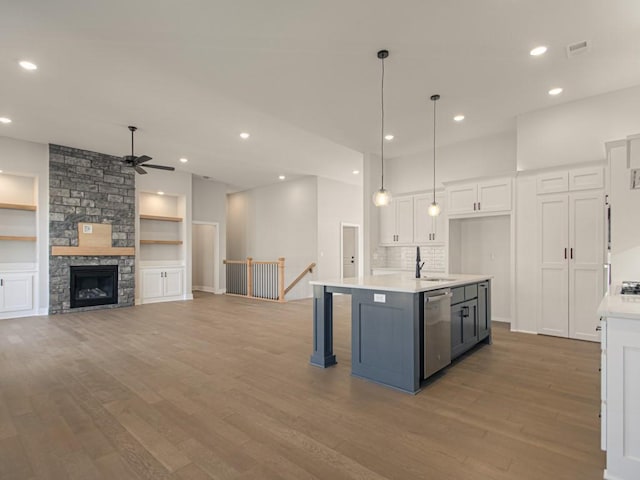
[492,316,511,323]
[183,293,194,301]
[193,286,216,293]
[510,328,538,335]
[0,310,39,320]
[215,288,226,294]
[38,307,48,316]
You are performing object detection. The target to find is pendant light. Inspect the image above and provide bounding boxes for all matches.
[372,49,392,207]
[428,94,441,217]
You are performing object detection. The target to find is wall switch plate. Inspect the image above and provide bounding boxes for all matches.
[83,224,93,234]
[374,293,386,303]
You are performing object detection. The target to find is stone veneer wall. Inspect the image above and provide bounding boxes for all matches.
[49,144,135,314]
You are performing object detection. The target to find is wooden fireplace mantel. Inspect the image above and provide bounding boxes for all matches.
[51,246,135,256]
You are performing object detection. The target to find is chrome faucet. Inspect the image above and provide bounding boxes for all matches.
[415,246,425,279]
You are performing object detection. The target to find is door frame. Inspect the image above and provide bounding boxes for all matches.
[340,222,363,279]
[192,221,220,294]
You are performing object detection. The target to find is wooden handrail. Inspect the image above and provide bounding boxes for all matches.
[223,259,246,265]
[284,262,316,296]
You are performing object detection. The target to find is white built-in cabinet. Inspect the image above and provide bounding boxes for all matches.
[140,267,184,303]
[414,192,446,243]
[537,166,604,341]
[137,191,188,304]
[447,177,512,215]
[379,196,414,245]
[600,314,640,479]
[0,272,34,313]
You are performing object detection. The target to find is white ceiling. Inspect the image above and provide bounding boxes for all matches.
[1,0,639,191]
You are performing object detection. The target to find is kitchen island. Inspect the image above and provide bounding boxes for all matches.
[309,273,492,394]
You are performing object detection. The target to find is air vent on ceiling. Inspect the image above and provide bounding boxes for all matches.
[566,40,590,58]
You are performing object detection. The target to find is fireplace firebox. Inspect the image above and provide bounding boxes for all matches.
[70,265,118,308]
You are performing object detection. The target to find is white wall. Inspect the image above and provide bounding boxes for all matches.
[386,131,516,194]
[192,176,227,292]
[227,176,318,299]
[449,216,512,322]
[0,136,49,313]
[517,84,640,171]
[514,173,539,333]
[609,142,640,286]
[316,177,363,281]
[136,170,193,298]
[192,223,216,291]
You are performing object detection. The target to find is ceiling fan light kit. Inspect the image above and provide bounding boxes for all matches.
[122,125,175,175]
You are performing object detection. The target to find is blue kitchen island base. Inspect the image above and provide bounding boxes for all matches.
[309,274,492,394]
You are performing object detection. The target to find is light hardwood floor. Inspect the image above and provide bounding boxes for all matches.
[0,293,604,479]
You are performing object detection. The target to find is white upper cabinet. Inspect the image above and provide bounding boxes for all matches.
[414,192,446,243]
[379,196,414,245]
[446,177,512,216]
[537,166,603,194]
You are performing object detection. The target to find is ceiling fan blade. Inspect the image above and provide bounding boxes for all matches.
[135,166,148,175]
[134,155,153,165]
[122,155,135,163]
[144,164,175,171]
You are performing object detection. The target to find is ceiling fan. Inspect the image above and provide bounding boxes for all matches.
[122,126,175,175]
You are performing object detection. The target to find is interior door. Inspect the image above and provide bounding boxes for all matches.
[538,194,569,337]
[569,191,604,341]
[342,226,357,278]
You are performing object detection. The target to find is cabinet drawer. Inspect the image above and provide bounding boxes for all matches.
[464,284,478,300]
[451,287,465,305]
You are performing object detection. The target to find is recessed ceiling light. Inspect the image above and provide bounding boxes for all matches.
[157,191,165,195]
[530,46,548,56]
[548,87,563,96]
[453,115,465,122]
[179,157,188,163]
[278,175,286,180]
[384,134,394,141]
[240,132,250,139]
[19,60,37,71]
[0,170,3,173]
[352,170,360,175]
[0,117,12,124]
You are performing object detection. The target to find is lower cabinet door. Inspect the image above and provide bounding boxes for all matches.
[163,268,184,297]
[478,282,490,340]
[461,299,478,350]
[451,303,465,359]
[142,269,164,299]
[1,274,34,312]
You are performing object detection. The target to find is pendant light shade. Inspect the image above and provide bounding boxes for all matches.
[373,49,392,207]
[428,94,441,217]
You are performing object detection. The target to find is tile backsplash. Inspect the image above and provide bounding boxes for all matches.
[383,245,446,272]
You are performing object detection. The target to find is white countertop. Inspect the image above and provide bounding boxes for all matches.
[598,293,640,321]
[310,273,492,293]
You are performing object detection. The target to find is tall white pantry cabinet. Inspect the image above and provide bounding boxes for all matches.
[536,166,605,341]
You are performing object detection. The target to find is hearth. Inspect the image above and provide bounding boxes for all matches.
[70,265,118,308]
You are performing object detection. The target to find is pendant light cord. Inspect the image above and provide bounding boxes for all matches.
[380,57,385,190]
[432,97,436,203]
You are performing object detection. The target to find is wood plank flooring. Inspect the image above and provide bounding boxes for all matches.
[0,293,605,479]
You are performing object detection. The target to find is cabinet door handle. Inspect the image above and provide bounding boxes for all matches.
[596,326,602,331]
[564,248,567,259]
[478,202,481,210]
[462,306,469,318]
[473,202,477,211]
[0,279,3,287]
[570,248,574,259]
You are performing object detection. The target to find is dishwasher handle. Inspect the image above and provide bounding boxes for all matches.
[425,292,452,303]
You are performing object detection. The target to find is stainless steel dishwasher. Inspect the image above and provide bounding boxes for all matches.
[424,289,452,378]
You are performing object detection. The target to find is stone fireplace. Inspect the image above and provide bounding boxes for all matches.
[49,144,135,314]
[69,265,118,308]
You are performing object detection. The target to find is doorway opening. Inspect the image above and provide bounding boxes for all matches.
[340,223,361,279]
[192,222,219,294]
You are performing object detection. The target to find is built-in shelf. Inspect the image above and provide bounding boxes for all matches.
[140,240,183,245]
[0,202,37,211]
[139,214,183,222]
[0,235,37,242]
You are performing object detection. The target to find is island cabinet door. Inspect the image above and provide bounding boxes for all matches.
[461,299,478,351]
[451,304,465,359]
[477,282,490,341]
